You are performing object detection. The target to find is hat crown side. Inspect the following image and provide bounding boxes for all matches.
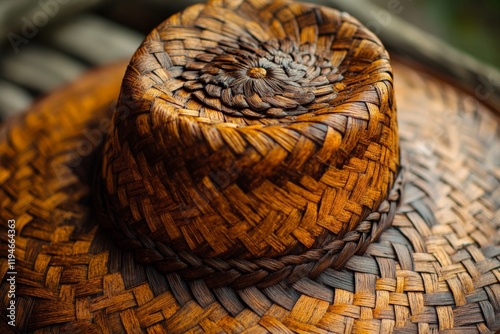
[96,0,400,281]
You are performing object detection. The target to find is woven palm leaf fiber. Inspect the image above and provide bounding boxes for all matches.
[0,0,499,332]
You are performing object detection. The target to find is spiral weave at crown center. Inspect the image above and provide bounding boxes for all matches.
[97,0,400,274]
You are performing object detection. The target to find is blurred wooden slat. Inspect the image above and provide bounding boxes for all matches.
[0,0,104,47]
[0,0,38,42]
[0,79,32,118]
[0,45,86,93]
[45,14,144,65]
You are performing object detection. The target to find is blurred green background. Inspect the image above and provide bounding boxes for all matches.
[370,0,500,69]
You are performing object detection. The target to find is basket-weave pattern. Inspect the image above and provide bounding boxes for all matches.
[0,0,499,333]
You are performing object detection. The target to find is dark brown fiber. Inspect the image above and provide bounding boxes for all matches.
[0,0,499,333]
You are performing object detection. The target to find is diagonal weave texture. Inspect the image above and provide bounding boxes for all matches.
[97,0,401,282]
[0,57,499,333]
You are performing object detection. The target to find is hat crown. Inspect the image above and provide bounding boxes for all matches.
[97,0,400,279]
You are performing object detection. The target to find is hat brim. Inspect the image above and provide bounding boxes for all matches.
[1,56,500,333]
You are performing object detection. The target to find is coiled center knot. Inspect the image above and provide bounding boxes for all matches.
[247,67,267,79]
[181,40,343,118]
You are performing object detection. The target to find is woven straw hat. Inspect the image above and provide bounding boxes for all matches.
[1,0,499,333]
